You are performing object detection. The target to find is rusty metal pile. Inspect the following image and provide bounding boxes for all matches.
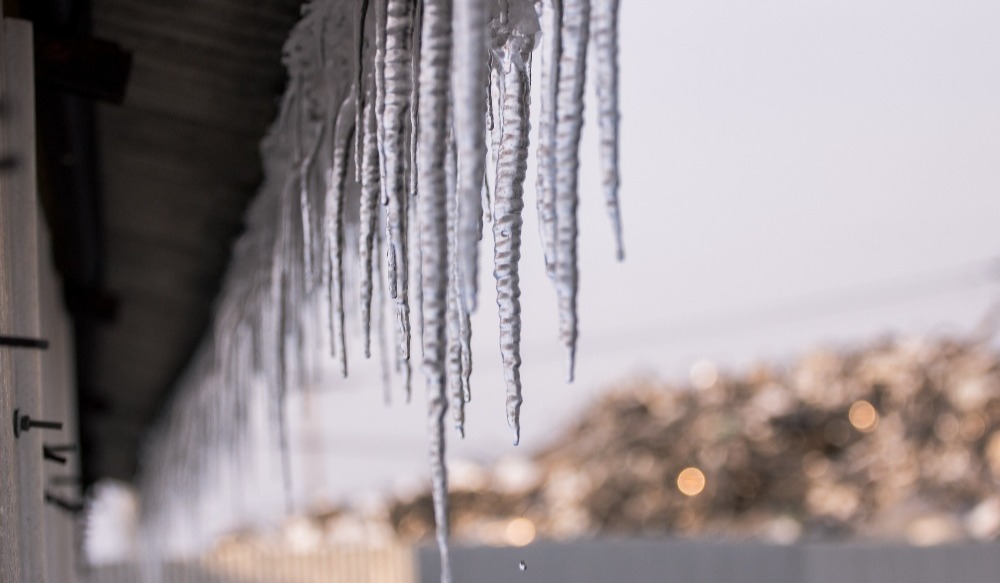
[384,336,1000,546]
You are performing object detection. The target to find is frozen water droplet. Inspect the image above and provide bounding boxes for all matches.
[519,560,527,572]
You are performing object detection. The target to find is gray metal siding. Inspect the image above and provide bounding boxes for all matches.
[419,540,1000,583]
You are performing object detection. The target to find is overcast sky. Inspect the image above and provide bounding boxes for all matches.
[287,0,1000,506]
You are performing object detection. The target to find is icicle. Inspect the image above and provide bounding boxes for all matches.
[445,129,465,436]
[488,65,503,204]
[418,0,453,578]
[355,0,371,181]
[410,0,423,203]
[392,188,413,369]
[392,203,414,402]
[456,251,473,410]
[406,1,424,374]
[359,91,381,358]
[386,238,398,298]
[385,0,416,190]
[401,344,413,401]
[481,167,492,224]
[324,93,358,378]
[272,174,297,514]
[482,54,495,220]
[459,299,472,403]
[554,0,590,382]
[537,0,561,278]
[410,164,424,361]
[374,226,394,404]
[297,94,321,286]
[393,0,424,403]
[453,0,489,313]
[374,0,390,207]
[408,28,422,360]
[446,287,465,434]
[591,0,624,260]
[491,5,536,445]
[276,297,295,513]
[133,0,627,559]
[384,0,416,365]
[456,161,473,407]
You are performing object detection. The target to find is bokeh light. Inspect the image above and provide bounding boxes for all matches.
[848,400,878,432]
[677,467,706,496]
[689,360,718,390]
[505,518,536,547]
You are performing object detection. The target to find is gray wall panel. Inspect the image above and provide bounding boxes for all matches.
[419,540,1000,583]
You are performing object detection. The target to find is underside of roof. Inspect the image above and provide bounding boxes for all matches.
[21,0,304,483]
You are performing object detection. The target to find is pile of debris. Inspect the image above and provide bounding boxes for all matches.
[386,336,1000,546]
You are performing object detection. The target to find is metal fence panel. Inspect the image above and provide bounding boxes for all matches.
[419,540,1000,583]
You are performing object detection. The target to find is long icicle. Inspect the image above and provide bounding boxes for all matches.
[359,87,382,357]
[324,93,358,378]
[355,0,371,181]
[410,0,423,203]
[458,285,472,404]
[409,137,424,372]
[488,64,503,207]
[272,170,298,515]
[296,88,317,286]
[374,224,394,404]
[299,124,327,290]
[483,53,495,219]
[592,0,624,260]
[384,0,416,363]
[385,198,413,402]
[374,0,390,206]
[397,189,414,400]
[409,1,424,363]
[453,0,489,313]
[554,0,590,382]
[492,18,534,446]
[445,128,465,436]
[418,0,453,579]
[537,0,562,279]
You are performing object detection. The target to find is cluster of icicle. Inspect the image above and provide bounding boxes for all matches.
[133,0,621,580]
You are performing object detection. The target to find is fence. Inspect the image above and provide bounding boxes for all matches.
[421,539,1000,583]
[82,538,1000,583]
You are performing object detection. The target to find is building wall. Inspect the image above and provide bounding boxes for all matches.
[1,15,82,583]
[420,540,1000,583]
[38,186,82,583]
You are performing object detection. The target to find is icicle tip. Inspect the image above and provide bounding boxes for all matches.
[507,402,522,446]
[566,344,577,383]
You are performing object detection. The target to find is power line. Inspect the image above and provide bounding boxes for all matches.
[566,257,1000,353]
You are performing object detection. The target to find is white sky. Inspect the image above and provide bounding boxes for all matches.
[287,0,1000,506]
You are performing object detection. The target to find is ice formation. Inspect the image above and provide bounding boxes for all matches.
[491,4,537,444]
[134,0,622,579]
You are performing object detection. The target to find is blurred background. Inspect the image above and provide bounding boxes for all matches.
[4,0,1000,581]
